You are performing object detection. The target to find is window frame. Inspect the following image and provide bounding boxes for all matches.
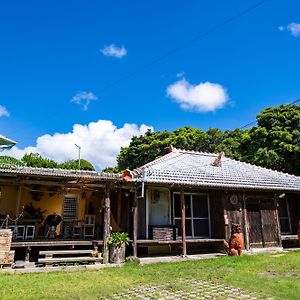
[173,192,211,239]
[278,198,292,234]
[62,195,79,221]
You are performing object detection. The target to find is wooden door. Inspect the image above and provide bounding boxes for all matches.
[246,200,263,247]
[260,199,280,247]
[246,198,280,248]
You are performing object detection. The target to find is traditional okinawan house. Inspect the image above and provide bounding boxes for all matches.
[0,166,135,263]
[124,147,300,256]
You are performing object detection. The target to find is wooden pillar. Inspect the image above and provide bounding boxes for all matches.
[117,189,122,225]
[274,196,282,247]
[102,183,111,264]
[180,189,187,257]
[242,192,250,250]
[223,194,229,241]
[259,200,265,248]
[132,191,138,257]
[16,184,22,216]
[25,247,31,263]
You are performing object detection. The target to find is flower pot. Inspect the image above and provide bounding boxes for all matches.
[109,244,126,263]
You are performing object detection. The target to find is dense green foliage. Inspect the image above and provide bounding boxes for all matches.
[22,153,58,168]
[117,104,300,175]
[0,156,25,167]
[243,104,300,174]
[59,159,95,171]
[0,153,95,171]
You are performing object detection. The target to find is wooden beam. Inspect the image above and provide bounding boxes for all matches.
[0,178,135,190]
[180,189,187,257]
[132,192,138,257]
[102,183,111,264]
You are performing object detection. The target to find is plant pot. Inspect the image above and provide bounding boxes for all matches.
[109,244,126,263]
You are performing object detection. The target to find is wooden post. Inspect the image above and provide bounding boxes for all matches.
[223,194,229,241]
[133,191,138,257]
[180,189,187,257]
[259,200,265,248]
[16,185,22,216]
[102,183,111,264]
[25,247,31,263]
[242,192,250,250]
[117,189,122,225]
[274,196,282,247]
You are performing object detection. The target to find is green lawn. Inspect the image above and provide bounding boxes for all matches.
[1,251,300,299]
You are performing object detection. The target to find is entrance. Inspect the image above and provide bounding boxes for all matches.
[246,198,280,248]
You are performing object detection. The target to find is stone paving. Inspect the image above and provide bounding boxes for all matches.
[99,279,275,300]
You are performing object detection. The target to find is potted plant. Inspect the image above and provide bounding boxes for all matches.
[108,232,129,263]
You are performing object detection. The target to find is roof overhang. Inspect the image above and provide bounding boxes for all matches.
[0,135,17,149]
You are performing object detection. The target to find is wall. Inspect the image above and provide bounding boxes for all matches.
[286,193,300,234]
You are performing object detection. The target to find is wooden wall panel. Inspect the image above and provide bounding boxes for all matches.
[209,190,225,239]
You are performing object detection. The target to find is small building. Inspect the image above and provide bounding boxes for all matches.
[125,148,300,255]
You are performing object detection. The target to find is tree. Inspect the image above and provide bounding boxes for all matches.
[117,129,174,170]
[59,159,95,171]
[241,104,300,175]
[21,153,58,168]
[115,104,300,175]
[0,156,25,167]
[116,127,228,170]
[20,153,95,171]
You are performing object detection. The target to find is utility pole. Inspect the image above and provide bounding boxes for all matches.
[75,144,81,170]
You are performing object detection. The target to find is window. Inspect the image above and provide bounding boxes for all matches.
[173,193,210,238]
[278,199,291,234]
[63,196,78,220]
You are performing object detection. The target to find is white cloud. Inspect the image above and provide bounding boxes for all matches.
[278,22,300,37]
[71,91,97,111]
[287,23,300,37]
[0,105,10,117]
[167,79,228,112]
[100,44,127,58]
[176,71,185,78]
[3,120,152,171]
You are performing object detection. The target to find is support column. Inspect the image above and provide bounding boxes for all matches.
[242,192,250,250]
[274,195,282,247]
[132,192,138,258]
[16,184,22,216]
[117,189,122,225]
[25,247,31,263]
[180,189,187,257]
[102,183,111,264]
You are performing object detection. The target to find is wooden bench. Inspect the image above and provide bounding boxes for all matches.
[38,249,102,266]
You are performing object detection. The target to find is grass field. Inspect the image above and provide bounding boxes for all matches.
[0,251,299,299]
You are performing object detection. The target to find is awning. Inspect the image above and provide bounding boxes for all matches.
[0,134,17,149]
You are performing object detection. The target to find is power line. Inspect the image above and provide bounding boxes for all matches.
[97,0,269,96]
[239,98,300,130]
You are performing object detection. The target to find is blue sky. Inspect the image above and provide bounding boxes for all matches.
[1,0,300,169]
